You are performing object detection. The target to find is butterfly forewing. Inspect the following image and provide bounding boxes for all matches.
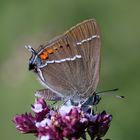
[37,19,101,99]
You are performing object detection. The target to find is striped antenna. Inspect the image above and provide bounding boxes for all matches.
[97,88,125,99]
[25,45,36,54]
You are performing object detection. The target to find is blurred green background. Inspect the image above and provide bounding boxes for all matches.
[0,0,139,140]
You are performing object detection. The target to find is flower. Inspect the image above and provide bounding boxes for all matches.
[32,98,50,122]
[12,113,37,134]
[13,98,112,140]
[87,111,112,140]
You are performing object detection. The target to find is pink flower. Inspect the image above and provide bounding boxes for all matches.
[13,99,112,140]
[13,113,37,134]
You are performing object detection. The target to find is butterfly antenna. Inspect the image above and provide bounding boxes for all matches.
[25,45,36,54]
[97,88,125,99]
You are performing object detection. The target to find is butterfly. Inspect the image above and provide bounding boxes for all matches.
[25,19,101,105]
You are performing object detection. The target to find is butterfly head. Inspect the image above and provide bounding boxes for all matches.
[25,45,42,72]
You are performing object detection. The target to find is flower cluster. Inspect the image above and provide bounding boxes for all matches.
[13,98,112,140]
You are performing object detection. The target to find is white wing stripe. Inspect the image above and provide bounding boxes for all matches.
[76,35,99,45]
[39,55,82,68]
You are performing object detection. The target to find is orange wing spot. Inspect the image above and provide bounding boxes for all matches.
[47,48,54,54]
[40,51,48,60]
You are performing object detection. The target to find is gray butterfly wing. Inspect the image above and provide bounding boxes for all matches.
[37,19,101,99]
[35,89,62,101]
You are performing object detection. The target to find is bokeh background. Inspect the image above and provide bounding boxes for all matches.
[0,0,139,140]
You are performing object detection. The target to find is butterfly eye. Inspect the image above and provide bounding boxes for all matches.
[39,51,48,60]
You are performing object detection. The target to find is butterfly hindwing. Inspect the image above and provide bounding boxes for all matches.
[29,19,101,99]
